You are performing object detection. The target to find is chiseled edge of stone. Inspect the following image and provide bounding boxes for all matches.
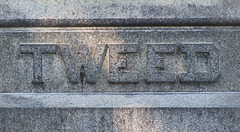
[0,92,239,108]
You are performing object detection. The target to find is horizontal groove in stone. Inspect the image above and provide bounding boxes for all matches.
[0,92,239,108]
[1,27,240,32]
[1,18,240,27]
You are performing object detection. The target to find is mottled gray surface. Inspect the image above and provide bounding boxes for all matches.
[0,27,240,92]
[1,93,240,108]
[1,1,240,132]
[0,108,240,132]
[1,0,240,26]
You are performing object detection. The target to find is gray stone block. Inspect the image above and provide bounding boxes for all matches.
[1,108,240,132]
[1,1,240,131]
[1,0,240,26]
[0,27,240,92]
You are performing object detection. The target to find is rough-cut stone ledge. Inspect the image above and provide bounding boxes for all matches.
[1,0,240,26]
[1,92,240,108]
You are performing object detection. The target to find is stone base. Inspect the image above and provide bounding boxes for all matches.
[1,108,239,132]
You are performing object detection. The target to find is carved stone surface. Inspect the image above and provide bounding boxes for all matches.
[0,27,240,92]
[20,44,57,83]
[180,43,220,82]
[1,1,240,131]
[59,44,107,83]
[146,44,176,82]
[109,44,139,83]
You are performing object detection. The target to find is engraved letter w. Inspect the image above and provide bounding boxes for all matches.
[59,44,108,83]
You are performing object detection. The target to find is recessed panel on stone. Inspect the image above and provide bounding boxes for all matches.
[0,27,240,92]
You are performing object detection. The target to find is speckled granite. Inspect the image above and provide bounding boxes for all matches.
[1,93,239,108]
[1,27,239,131]
[1,0,240,26]
[1,108,240,132]
[1,1,240,131]
[0,27,240,92]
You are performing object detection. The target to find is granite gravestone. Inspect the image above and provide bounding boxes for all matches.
[1,0,240,131]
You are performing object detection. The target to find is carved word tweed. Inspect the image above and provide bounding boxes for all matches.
[20,43,220,84]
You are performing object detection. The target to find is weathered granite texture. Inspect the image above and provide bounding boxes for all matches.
[1,108,240,132]
[1,1,240,131]
[1,0,240,26]
[0,92,240,109]
[1,93,240,108]
[0,27,240,92]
